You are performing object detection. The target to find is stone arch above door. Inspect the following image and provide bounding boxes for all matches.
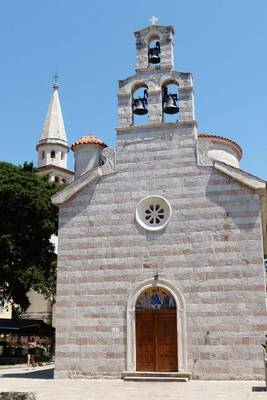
[126,278,187,372]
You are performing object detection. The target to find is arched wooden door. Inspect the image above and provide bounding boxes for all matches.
[135,288,178,372]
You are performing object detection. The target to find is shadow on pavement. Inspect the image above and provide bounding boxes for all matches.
[0,367,54,379]
[252,386,266,392]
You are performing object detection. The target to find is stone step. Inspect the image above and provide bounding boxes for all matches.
[122,371,192,382]
[123,376,189,382]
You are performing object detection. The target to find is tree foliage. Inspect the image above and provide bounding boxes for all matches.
[0,162,62,313]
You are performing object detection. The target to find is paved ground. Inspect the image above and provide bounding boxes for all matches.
[0,365,266,400]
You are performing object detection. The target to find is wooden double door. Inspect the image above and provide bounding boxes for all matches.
[136,309,178,372]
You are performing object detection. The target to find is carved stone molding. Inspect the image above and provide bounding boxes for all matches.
[196,138,213,166]
[101,147,116,175]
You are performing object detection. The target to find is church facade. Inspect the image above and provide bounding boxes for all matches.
[52,23,267,380]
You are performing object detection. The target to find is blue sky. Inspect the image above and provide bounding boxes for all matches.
[0,0,266,178]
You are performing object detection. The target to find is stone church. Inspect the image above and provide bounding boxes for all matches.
[52,22,267,380]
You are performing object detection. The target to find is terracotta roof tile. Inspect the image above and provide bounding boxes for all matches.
[198,133,243,159]
[71,135,107,151]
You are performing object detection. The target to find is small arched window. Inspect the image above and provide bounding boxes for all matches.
[42,151,45,160]
[61,152,64,160]
[54,176,59,183]
[51,151,55,159]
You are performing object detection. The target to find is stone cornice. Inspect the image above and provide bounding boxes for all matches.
[119,70,193,89]
[135,65,173,74]
[38,164,74,176]
[51,166,101,207]
[116,120,198,133]
[117,86,194,97]
[213,161,266,190]
[36,139,69,150]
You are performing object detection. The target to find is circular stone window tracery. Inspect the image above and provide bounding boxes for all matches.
[135,196,172,231]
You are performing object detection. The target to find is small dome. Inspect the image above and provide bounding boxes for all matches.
[198,133,242,160]
[71,135,107,151]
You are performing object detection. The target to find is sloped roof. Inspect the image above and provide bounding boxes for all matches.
[71,135,107,151]
[213,160,265,190]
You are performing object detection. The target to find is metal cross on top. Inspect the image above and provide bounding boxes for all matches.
[149,16,158,25]
[53,73,59,89]
[53,73,59,84]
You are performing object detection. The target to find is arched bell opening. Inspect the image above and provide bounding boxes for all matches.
[135,287,178,372]
[131,83,149,126]
[162,80,179,123]
[148,35,161,66]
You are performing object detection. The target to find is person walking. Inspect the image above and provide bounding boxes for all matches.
[27,336,36,367]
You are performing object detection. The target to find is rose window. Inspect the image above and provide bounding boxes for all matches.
[145,204,165,225]
[135,196,172,231]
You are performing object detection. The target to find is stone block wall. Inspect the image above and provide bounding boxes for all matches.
[55,122,266,379]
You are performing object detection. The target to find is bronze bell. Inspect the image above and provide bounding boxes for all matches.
[133,90,148,115]
[148,41,161,64]
[163,94,179,115]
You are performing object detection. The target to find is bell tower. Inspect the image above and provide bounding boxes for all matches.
[36,78,74,183]
[117,19,196,129]
[135,17,174,71]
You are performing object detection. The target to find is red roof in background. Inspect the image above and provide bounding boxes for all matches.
[71,135,107,151]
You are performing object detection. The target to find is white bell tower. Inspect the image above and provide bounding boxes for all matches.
[36,78,73,183]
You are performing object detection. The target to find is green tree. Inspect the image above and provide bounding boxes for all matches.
[0,161,62,314]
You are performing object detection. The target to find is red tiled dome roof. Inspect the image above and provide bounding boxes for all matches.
[71,135,107,151]
[198,133,243,159]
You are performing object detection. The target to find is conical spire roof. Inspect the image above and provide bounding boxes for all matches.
[38,82,68,147]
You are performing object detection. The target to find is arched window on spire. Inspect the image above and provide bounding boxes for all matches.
[51,150,55,159]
